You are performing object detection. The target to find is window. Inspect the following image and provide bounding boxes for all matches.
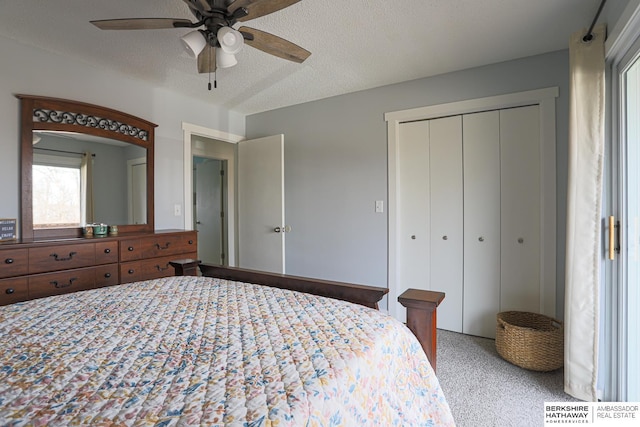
[32,153,83,229]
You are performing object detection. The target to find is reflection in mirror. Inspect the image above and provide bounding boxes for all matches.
[32,131,147,229]
[18,94,156,239]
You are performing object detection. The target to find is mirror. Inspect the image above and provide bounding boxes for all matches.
[18,95,156,239]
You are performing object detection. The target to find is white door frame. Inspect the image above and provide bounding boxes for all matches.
[384,87,558,320]
[182,122,244,266]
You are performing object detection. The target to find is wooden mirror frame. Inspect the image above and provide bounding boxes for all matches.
[17,95,156,240]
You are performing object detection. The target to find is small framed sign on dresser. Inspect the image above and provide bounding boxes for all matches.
[0,219,17,241]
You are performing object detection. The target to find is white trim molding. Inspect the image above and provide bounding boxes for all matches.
[182,121,244,267]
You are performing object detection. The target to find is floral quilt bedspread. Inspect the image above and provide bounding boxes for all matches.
[0,276,454,426]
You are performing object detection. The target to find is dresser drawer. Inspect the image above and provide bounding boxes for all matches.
[95,241,119,265]
[119,232,197,262]
[139,232,197,259]
[29,243,96,274]
[120,252,197,284]
[95,264,119,288]
[0,277,29,306]
[119,238,141,262]
[29,267,96,300]
[0,248,28,278]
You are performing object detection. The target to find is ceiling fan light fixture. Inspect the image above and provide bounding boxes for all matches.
[216,49,238,68]
[181,30,207,57]
[217,26,244,54]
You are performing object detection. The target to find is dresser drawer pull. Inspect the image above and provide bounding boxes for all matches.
[4,258,14,264]
[50,278,77,288]
[155,264,170,272]
[5,288,14,295]
[50,252,77,262]
[104,248,111,254]
[128,247,134,252]
[189,240,194,244]
[128,269,135,274]
[104,273,112,278]
[155,242,171,250]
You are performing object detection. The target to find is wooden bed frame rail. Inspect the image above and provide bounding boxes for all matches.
[170,259,445,371]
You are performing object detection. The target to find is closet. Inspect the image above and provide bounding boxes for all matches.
[395,104,553,339]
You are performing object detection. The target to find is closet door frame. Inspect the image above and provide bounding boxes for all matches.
[385,87,559,321]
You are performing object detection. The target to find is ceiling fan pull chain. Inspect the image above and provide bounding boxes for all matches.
[207,49,216,90]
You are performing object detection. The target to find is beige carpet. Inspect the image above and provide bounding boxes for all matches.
[435,329,579,426]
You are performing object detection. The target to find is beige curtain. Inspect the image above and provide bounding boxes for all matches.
[81,152,95,224]
[564,24,606,402]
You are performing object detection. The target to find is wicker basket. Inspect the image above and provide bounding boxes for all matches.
[496,311,564,371]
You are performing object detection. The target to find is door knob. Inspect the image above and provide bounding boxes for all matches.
[274,226,282,233]
[478,236,485,242]
[274,226,292,233]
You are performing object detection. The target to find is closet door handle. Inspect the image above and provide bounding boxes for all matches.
[478,236,485,242]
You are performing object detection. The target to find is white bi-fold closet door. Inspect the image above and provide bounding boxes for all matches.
[397,105,545,339]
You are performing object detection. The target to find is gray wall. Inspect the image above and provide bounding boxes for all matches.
[0,35,245,234]
[247,50,570,315]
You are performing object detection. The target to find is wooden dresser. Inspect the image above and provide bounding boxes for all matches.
[0,230,197,306]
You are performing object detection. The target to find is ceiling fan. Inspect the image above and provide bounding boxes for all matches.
[91,0,311,75]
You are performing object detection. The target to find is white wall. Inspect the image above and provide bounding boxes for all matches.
[0,35,245,233]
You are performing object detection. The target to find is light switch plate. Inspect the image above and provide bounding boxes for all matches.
[375,200,384,213]
[174,204,181,216]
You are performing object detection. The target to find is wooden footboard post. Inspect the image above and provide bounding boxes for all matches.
[398,289,445,372]
[169,259,201,276]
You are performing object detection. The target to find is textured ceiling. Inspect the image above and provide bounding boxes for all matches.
[0,0,603,115]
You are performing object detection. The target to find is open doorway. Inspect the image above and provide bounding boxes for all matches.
[182,122,241,266]
[193,157,227,264]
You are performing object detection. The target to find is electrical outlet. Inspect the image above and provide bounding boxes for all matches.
[174,204,181,216]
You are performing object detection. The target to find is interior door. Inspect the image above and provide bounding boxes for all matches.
[463,110,501,338]
[129,159,146,225]
[500,106,541,313]
[194,158,225,264]
[238,134,285,273]
[429,116,463,333]
[396,121,431,322]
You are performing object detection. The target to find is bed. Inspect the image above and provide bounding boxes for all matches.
[0,261,454,426]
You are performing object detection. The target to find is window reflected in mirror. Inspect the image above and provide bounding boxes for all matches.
[33,154,82,229]
[32,131,147,229]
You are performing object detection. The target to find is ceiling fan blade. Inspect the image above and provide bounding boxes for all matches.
[182,0,212,13]
[91,18,195,30]
[228,0,301,22]
[239,26,310,63]
[197,45,217,73]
